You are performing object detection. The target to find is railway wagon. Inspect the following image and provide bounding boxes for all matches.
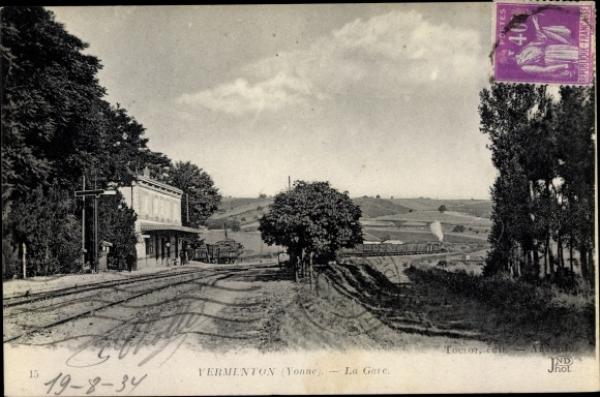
[193,239,244,264]
[340,241,447,257]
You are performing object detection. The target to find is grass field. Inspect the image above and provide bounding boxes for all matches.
[327,261,595,353]
[391,198,492,218]
[352,197,412,217]
[378,210,491,226]
[364,228,487,243]
[404,266,595,352]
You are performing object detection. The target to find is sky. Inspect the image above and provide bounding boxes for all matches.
[49,4,498,199]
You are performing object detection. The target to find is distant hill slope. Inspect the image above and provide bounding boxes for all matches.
[391,198,492,218]
[210,196,491,224]
[212,197,273,221]
[352,197,412,218]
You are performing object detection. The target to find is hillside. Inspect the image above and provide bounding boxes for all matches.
[211,196,491,224]
[211,196,414,223]
[352,197,412,218]
[391,198,492,218]
[212,197,273,222]
[209,196,492,246]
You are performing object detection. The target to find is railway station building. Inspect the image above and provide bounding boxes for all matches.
[118,168,205,270]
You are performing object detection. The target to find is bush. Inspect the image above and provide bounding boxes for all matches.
[2,238,19,279]
[406,266,553,311]
[549,268,579,293]
[452,225,465,233]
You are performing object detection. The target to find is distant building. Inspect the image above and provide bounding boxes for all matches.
[118,168,205,269]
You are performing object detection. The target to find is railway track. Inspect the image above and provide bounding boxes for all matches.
[3,267,205,308]
[3,263,276,344]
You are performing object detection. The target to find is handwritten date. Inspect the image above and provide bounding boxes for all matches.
[43,372,147,395]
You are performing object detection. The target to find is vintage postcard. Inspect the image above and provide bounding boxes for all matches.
[2,2,598,395]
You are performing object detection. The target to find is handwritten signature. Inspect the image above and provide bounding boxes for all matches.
[66,301,201,368]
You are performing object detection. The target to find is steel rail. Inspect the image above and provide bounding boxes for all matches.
[3,267,246,343]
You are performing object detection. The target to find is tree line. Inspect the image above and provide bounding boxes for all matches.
[479,83,595,288]
[1,7,220,278]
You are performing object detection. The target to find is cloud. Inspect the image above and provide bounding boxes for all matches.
[176,72,316,115]
[176,9,483,115]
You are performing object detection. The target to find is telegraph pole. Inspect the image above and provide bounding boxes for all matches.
[186,192,190,224]
[94,174,98,273]
[74,176,116,274]
[94,197,98,272]
[81,174,86,269]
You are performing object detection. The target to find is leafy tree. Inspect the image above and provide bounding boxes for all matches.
[259,181,363,280]
[479,83,595,286]
[438,205,447,213]
[480,84,547,277]
[167,161,221,227]
[229,220,241,232]
[1,7,106,198]
[96,191,138,271]
[9,184,82,276]
[1,7,172,276]
[554,85,595,282]
[452,225,465,233]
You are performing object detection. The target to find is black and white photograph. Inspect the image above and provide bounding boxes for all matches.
[2,2,598,395]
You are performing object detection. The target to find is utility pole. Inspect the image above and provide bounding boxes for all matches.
[94,174,98,273]
[21,243,27,279]
[94,196,98,273]
[81,174,86,269]
[186,192,190,224]
[74,174,116,274]
[288,176,291,191]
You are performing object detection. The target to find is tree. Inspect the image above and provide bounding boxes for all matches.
[438,205,447,213]
[554,85,595,284]
[452,225,465,233]
[1,7,175,277]
[97,191,137,271]
[479,83,594,286]
[1,7,106,199]
[9,184,82,276]
[259,181,363,281]
[167,161,221,228]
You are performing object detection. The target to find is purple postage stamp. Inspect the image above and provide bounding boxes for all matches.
[494,1,595,85]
